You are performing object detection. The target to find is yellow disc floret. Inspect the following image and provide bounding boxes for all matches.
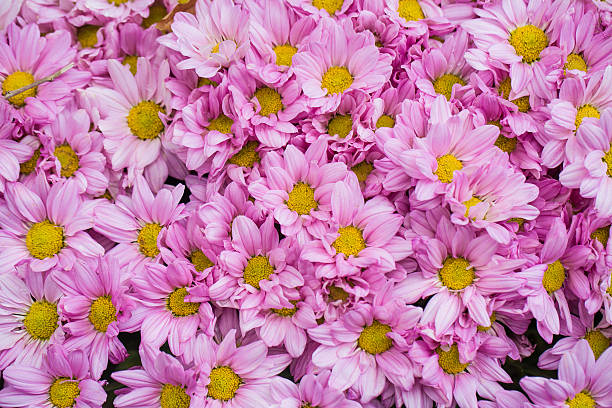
[351,161,374,183]
[435,154,463,183]
[437,344,469,375]
[274,44,298,67]
[24,300,58,341]
[439,257,474,290]
[566,391,596,408]
[286,182,318,215]
[312,0,343,15]
[509,25,549,64]
[2,71,36,107]
[89,296,117,332]
[160,384,191,408]
[142,4,167,29]
[575,104,600,130]
[127,101,165,140]
[207,366,241,401]
[20,148,41,175]
[592,226,610,246]
[122,55,138,75]
[463,196,482,218]
[137,223,162,258]
[254,88,283,116]
[166,287,200,317]
[77,25,100,48]
[54,144,80,178]
[228,141,261,168]
[584,330,610,360]
[49,378,80,408]
[244,255,274,290]
[603,144,612,178]
[542,260,565,293]
[321,66,353,95]
[26,220,65,260]
[332,226,366,257]
[327,115,352,138]
[208,114,233,134]
[565,53,588,72]
[358,320,393,355]
[376,115,395,128]
[328,285,349,302]
[495,135,518,153]
[433,74,465,100]
[398,0,425,21]
[190,250,214,272]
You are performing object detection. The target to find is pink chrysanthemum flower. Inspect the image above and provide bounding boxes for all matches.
[83,58,171,179]
[0,104,33,189]
[521,340,612,407]
[74,0,153,21]
[0,345,106,408]
[52,256,135,379]
[270,372,362,408]
[101,22,165,73]
[287,0,354,18]
[209,215,302,309]
[192,329,292,407]
[384,0,456,36]
[0,270,64,369]
[0,180,103,274]
[94,176,185,276]
[292,19,391,112]
[158,0,250,78]
[248,140,350,242]
[113,347,198,408]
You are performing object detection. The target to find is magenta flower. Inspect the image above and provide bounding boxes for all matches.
[270,372,361,408]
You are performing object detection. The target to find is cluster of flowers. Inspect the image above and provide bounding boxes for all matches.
[1,0,612,406]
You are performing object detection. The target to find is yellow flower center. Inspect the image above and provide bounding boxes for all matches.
[198,77,218,87]
[603,144,612,178]
[477,311,497,332]
[24,300,58,341]
[312,0,343,15]
[327,114,352,138]
[108,0,128,4]
[286,182,318,215]
[575,104,600,130]
[20,148,41,175]
[351,161,373,183]
[495,135,518,153]
[274,44,298,67]
[190,250,214,272]
[244,255,274,290]
[439,257,474,290]
[54,144,80,178]
[321,66,353,95]
[498,78,512,99]
[2,71,36,107]
[207,366,241,401]
[433,74,465,100]
[166,287,200,317]
[137,223,162,258]
[89,296,117,332]
[376,115,395,128]
[565,53,588,72]
[207,114,233,134]
[127,101,165,140]
[584,330,610,360]
[328,285,349,302]
[332,226,366,257]
[254,87,283,116]
[77,25,100,48]
[398,0,425,21]
[358,320,393,354]
[122,55,138,75]
[272,300,298,317]
[49,378,80,408]
[592,226,610,246]
[566,391,596,408]
[436,344,469,375]
[509,24,549,64]
[142,4,167,28]
[498,78,531,112]
[435,154,463,183]
[26,220,65,259]
[509,217,525,228]
[160,384,191,408]
[513,96,531,113]
[463,196,482,217]
[228,141,261,168]
[543,260,566,293]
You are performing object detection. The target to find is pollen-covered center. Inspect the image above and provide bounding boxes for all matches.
[327,114,352,138]
[376,114,395,128]
[208,366,241,401]
[166,287,200,317]
[122,55,138,75]
[76,25,100,48]
[439,257,474,290]
[127,101,165,140]
[208,114,234,134]
[160,383,191,408]
[584,330,610,360]
[2,71,37,107]
[603,145,612,178]
[463,196,482,217]
[24,300,58,341]
[435,154,463,183]
[21,148,41,175]
[49,378,80,408]
[358,320,393,354]
[108,0,128,4]
[398,0,425,21]
[352,161,374,183]
[142,4,167,28]
[433,74,465,100]
[287,182,318,215]
[26,220,65,259]
[495,135,518,153]
[274,44,298,66]
[575,104,600,130]
[321,66,353,95]
[137,223,162,258]
[477,311,497,332]
[509,24,549,64]
[436,344,469,375]
[328,285,349,302]
[332,226,366,257]
[228,141,261,168]
[89,296,117,332]
[565,53,588,72]
[566,391,596,408]
[272,300,298,317]
[312,0,343,15]
[543,260,565,293]
[244,255,274,289]
[190,249,214,272]
[54,144,80,178]
[254,87,283,116]
[592,226,610,246]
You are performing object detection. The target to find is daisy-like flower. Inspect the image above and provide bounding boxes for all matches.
[0,269,63,369]
[0,345,106,407]
[131,260,215,357]
[270,371,362,408]
[0,103,33,189]
[83,58,171,179]
[385,0,456,37]
[292,18,391,112]
[102,22,165,75]
[52,255,135,379]
[0,180,103,274]
[94,176,185,277]
[74,0,153,21]
[521,339,612,408]
[113,346,198,408]
[192,329,292,407]
[287,0,354,18]
[158,0,250,78]
[209,215,303,309]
